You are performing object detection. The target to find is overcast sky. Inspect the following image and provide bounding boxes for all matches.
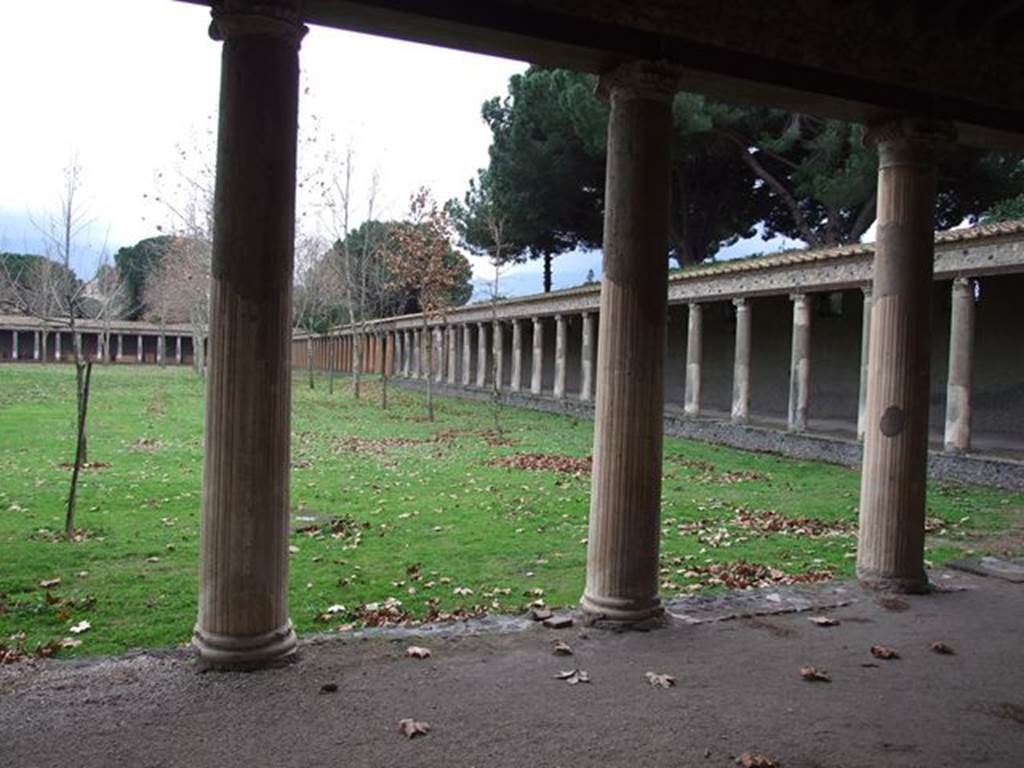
[0,1,804,299]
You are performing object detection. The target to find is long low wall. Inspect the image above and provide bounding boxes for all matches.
[294,221,1024,486]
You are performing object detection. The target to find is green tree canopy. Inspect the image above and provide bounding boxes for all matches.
[113,235,176,320]
[455,67,1024,289]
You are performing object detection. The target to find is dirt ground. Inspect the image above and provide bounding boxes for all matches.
[2,570,1022,768]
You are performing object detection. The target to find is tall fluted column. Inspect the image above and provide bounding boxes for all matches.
[476,322,487,387]
[176,336,183,364]
[553,314,567,399]
[493,321,504,390]
[857,286,873,440]
[461,324,473,386]
[510,319,523,392]
[731,298,751,423]
[413,329,422,378]
[857,119,950,594]
[433,327,444,383]
[580,311,595,402]
[944,277,975,454]
[137,334,143,363]
[12,330,19,360]
[33,330,40,361]
[55,332,61,361]
[446,326,457,384]
[194,3,305,667]
[531,317,544,394]
[788,293,812,432]
[582,63,677,624]
[683,303,703,416]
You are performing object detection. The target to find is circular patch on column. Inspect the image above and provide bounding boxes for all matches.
[879,406,905,437]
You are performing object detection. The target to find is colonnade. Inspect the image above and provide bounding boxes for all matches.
[0,327,196,365]
[195,0,974,668]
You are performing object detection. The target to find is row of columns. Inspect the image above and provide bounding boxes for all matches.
[2,328,192,364]
[198,0,967,668]
[374,315,598,402]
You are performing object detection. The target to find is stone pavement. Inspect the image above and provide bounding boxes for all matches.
[2,570,1022,768]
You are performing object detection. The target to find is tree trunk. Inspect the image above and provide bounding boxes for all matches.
[424,321,434,421]
[306,336,314,390]
[74,336,88,464]
[380,333,388,410]
[352,332,362,400]
[543,252,553,293]
[66,362,92,541]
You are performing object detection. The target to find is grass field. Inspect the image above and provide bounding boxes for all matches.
[1,364,1021,660]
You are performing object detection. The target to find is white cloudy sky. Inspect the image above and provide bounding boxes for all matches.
[0,0,804,299]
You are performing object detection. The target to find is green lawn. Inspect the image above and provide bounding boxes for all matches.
[1,364,1020,659]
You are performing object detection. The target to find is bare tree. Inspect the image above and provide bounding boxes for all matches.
[386,188,462,422]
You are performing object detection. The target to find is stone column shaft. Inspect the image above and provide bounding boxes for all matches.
[476,322,487,387]
[944,277,975,453]
[510,320,523,392]
[492,321,504,390]
[433,327,444,382]
[580,312,595,402]
[553,314,567,399]
[194,6,305,666]
[137,334,143,363]
[731,298,751,423]
[582,64,676,624]
[788,294,812,432]
[684,303,703,416]
[531,318,544,394]
[857,287,873,440]
[446,326,457,384]
[55,332,61,361]
[857,120,948,594]
[461,325,473,386]
[33,330,40,360]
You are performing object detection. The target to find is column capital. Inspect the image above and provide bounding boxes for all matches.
[861,284,873,298]
[732,297,747,309]
[210,2,307,44]
[789,292,810,304]
[865,117,955,167]
[597,61,683,103]
[951,275,974,295]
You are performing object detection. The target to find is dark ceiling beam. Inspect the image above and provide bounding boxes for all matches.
[178,0,1024,149]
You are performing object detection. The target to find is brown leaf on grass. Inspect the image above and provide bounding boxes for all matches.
[551,640,573,656]
[807,616,840,627]
[38,578,61,589]
[736,752,780,768]
[398,718,430,738]
[683,561,834,590]
[733,508,852,537]
[645,671,676,688]
[799,666,831,682]
[870,645,900,660]
[930,641,955,655]
[555,669,591,685]
[406,646,431,659]
[488,453,592,476]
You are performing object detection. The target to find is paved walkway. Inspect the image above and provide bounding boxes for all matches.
[2,570,1022,768]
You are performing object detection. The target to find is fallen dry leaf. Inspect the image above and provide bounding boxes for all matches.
[807,616,839,627]
[554,668,591,685]
[319,682,338,694]
[38,578,61,589]
[69,620,91,635]
[406,646,431,659]
[930,641,955,655]
[870,645,900,660]
[552,640,573,656]
[645,671,676,688]
[736,752,780,768]
[799,665,831,682]
[397,718,430,738]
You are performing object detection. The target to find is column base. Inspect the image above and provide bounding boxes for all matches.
[580,592,664,628]
[193,620,297,669]
[856,568,930,595]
